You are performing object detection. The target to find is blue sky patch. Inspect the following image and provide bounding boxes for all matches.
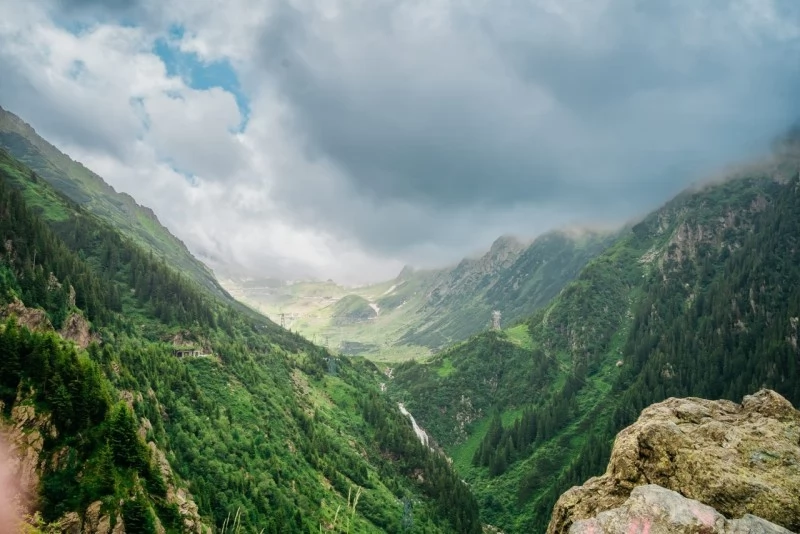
[154,26,250,130]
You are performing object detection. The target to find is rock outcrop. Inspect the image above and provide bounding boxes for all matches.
[1,393,208,534]
[82,501,104,534]
[1,298,52,332]
[548,390,800,534]
[569,485,793,534]
[2,298,98,349]
[146,442,208,533]
[58,511,83,534]
[0,396,58,512]
[60,312,97,349]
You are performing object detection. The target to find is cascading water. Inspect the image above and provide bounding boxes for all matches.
[398,402,430,449]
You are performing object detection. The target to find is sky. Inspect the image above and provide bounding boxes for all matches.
[0,0,799,284]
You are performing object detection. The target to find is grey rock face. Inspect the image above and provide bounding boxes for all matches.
[569,485,795,534]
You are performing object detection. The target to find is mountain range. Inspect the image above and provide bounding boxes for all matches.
[0,106,226,300]
[1,104,799,534]
[224,228,615,361]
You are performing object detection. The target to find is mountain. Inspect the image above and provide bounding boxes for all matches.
[389,143,800,533]
[0,145,481,532]
[331,295,378,326]
[399,230,616,349]
[227,230,614,361]
[0,106,227,300]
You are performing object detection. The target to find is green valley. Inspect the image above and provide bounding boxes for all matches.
[1,107,798,534]
[3,3,799,533]
[225,231,614,363]
[389,144,800,532]
[0,145,481,533]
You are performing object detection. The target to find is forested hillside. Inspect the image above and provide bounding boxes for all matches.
[399,231,615,349]
[0,106,227,299]
[0,147,481,533]
[390,148,800,533]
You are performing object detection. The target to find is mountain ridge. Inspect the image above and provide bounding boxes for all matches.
[0,105,227,300]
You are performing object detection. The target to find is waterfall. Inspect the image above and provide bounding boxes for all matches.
[398,402,430,448]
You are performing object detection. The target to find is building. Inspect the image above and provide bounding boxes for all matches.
[173,346,201,358]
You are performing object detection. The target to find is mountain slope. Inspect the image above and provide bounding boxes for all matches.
[0,105,226,299]
[0,147,481,533]
[399,230,616,348]
[331,295,378,326]
[390,146,800,533]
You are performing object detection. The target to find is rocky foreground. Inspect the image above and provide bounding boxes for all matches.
[547,389,800,534]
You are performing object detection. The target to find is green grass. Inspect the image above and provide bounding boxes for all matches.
[436,358,455,377]
[504,324,532,349]
[0,157,71,221]
[450,416,492,474]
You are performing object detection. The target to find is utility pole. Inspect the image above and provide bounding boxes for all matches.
[491,310,501,331]
[401,497,413,531]
[280,313,285,329]
[327,356,338,376]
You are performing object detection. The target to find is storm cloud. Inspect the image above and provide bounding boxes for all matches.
[258,1,800,212]
[1,0,799,282]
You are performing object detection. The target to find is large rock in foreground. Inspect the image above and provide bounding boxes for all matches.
[570,485,793,534]
[548,390,800,533]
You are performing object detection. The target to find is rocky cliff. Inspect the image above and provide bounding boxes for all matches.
[0,393,209,534]
[547,390,800,534]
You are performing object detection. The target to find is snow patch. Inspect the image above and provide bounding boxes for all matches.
[382,284,397,296]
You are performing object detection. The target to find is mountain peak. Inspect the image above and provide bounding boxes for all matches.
[489,234,524,254]
[397,264,416,280]
[480,234,524,269]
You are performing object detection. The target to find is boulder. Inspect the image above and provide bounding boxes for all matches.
[569,485,794,534]
[548,390,800,533]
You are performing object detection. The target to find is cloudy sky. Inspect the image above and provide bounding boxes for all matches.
[1,0,799,283]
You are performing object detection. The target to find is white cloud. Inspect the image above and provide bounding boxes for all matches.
[1,0,799,284]
[0,0,403,282]
[143,88,246,180]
